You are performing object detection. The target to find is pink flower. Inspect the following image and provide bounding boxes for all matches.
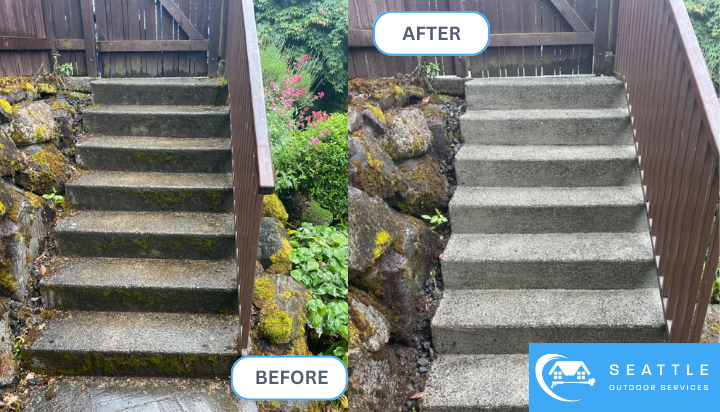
[300,54,309,63]
[323,129,329,135]
[315,162,321,167]
[310,138,320,146]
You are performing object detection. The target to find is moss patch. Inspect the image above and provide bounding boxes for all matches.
[0,262,17,296]
[267,237,292,275]
[373,230,391,259]
[254,277,275,302]
[262,194,288,221]
[259,303,292,343]
[0,98,10,113]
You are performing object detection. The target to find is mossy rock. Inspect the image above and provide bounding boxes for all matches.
[298,200,333,226]
[348,129,405,200]
[349,289,390,352]
[0,180,15,218]
[258,303,293,344]
[0,129,25,177]
[262,194,288,221]
[392,155,450,217]
[0,98,12,123]
[257,217,293,274]
[14,142,69,195]
[253,267,311,346]
[379,108,433,160]
[5,101,57,146]
[0,261,18,296]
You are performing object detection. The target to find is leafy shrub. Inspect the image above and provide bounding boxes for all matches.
[686,0,719,91]
[260,36,320,94]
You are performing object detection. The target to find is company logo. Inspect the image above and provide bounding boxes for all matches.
[535,354,595,402]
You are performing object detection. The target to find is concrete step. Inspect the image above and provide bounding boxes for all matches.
[465,76,625,110]
[432,289,666,355]
[460,108,632,145]
[41,258,237,313]
[450,186,647,234]
[456,145,639,187]
[442,233,656,290]
[54,211,235,260]
[27,311,238,377]
[422,354,529,412]
[66,171,233,212]
[91,78,228,106]
[75,136,231,173]
[84,105,230,138]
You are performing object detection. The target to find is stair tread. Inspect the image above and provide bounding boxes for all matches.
[463,107,629,120]
[30,311,238,355]
[423,354,529,410]
[92,78,224,86]
[69,171,232,189]
[433,288,664,329]
[465,75,621,87]
[451,186,644,207]
[45,258,235,290]
[457,144,636,161]
[55,211,234,235]
[444,232,653,263]
[84,105,229,114]
[77,136,230,149]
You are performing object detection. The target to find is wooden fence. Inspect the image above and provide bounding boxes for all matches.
[615,0,720,342]
[349,0,618,79]
[0,0,230,77]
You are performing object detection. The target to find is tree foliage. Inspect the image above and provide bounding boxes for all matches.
[686,0,719,92]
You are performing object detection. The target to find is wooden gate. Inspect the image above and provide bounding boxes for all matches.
[349,0,617,79]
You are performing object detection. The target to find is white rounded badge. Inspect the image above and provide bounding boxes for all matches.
[374,11,490,56]
[231,356,347,401]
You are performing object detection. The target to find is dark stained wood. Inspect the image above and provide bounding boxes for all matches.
[208,0,222,76]
[41,0,56,68]
[56,39,86,50]
[97,40,210,52]
[0,36,52,50]
[80,0,98,76]
[157,0,204,40]
[489,31,594,47]
[548,0,589,31]
[349,29,373,47]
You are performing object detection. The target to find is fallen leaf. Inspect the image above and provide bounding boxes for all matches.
[26,372,35,380]
[410,391,427,399]
[438,253,443,259]
[422,96,430,104]
[39,265,46,276]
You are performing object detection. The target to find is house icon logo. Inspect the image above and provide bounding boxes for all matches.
[535,354,596,402]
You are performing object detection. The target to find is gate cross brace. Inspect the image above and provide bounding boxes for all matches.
[157,0,204,40]
[548,0,591,32]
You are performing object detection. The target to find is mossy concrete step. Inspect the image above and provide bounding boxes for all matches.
[76,136,231,173]
[422,354,529,411]
[54,211,234,260]
[84,105,230,138]
[91,78,228,106]
[442,233,656,290]
[27,311,238,377]
[66,172,233,212]
[456,144,639,187]
[41,258,237,313]
[460,108,632,145]
[432,289,666,355]
[465,76,626,110]
[450,186,647,234]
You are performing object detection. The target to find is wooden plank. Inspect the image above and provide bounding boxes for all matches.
[80,0,98,76]
[548,0,589,32]
[56,38,86,50]
[161,2,177,76]
[97,39,210,52]
[594,0,611,75]
[109,0,127,76]
[208,0,222,76]
[126,0,142,76]
[157,0,204,39]
[96,0,112,76]
[349,29,373,47]
[143,0,159,77]
[69,0,87,75]
[41,0,57,67]
[488,31,594,47]
[177,0,191,76]
[195,0,209,75]
[0,36,52,50]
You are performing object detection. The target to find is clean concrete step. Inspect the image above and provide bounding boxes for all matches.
[54,211,234,260]
[442,233,656,290]
[66,171,233,212]
[84,105,230,138]
[75,136,231,173]
[41,258,237,313]
[422,354,529,412]
[432,289,666,355]
[27,311,238,377]
[460,108,632,145]
[450,186,647,234]
[91,78,228,106]
[465,76,625,110]
[456,144,639,187]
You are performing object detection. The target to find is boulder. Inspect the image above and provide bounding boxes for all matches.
[426,115,450,159]
[262,194,288,222]
[47,97,75,151]
[0,99,11,123]
[348,344,416,412]
[278,192,333,225]
[4,101,57,146]
[380,108,432,160]
[0,129,25,177]
[0,89,26,105]
[0,181,55,299]
[256,218,292,275]
[394,155,449,217]
[0,182,15,219]
[361,104,389,136]
[348,107,362,133]
[348,129,403,200]
[14,142,69,195]
[253,266,312,345]
[0,305,17,387]
[350,290,390,352]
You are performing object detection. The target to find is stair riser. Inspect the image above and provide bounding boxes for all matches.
[466,82,625,110]
[28,351,236,378]
[76,146,232,173]
[442,260,657,290]
[432,327,667,355]
[92,83,228,106]
[55,231,235,260]
[66,186,234,213]
[450,204,648,234]
[84,112,230,138]
[41,284,237,314]
[456,158,639,187]
[460,116,632,145]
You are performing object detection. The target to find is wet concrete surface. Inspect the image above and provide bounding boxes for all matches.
[23,377,257,412]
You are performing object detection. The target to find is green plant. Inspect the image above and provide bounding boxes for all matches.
[260,35,320,94]
[686,0,719,92]
[289,222,348,299]
[42,187,66,208]
[712,266,719,304]
[322,340,348,366]
[13,336,24,360]
[53,53,74,76]
[307,299,348,339]
[421,208,448,229]
[423,60,441,77]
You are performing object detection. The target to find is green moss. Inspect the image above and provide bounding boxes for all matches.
[279,290,300,300]
[36,83,56,95]
[192,238,217,254]
[258,303,292,343]
[267,237,292,275]
[0,262,17,296]
[134,116,146,122]
[16,144,66,194]
[288,337,311,356]
[366,103,386,124]
[28,353,222,377]
[373,230,391,259]
[131,190,194,208]
[102,236,126,250]
[205,190,222,212]
[134,152,175,163]
[262,194,288,221]
[132,238,149,250]
[254,277,275,302]
[162,241,183,250]
[0,98,10,113]
[349,301,375,350]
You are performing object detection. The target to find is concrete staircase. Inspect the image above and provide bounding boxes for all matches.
[422,77,666,411]
[26,78,239,378]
